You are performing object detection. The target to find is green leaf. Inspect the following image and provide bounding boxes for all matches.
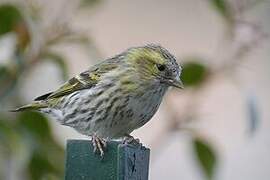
[0,115,27,156]
[0,117,17,150]
[15,111,65,179]
[27,138,65,179]
[209,0,233,22]
[193,138,216,180]
[42,52,69,80]
[0,66,18,100]
[16,111,65,177]
[80,0,102,9]
[0,4,23,35]
[17,111,52,140]
[28,152,58,180]
[0,117,13,140]
[181,60,207,87]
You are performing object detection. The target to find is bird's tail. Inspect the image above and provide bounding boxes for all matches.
[10,102,48,112]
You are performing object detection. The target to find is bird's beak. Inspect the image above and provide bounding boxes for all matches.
[162,77,184,89]
[168,78,184,89]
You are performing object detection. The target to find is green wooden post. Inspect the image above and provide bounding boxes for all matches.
[64,139,150,180]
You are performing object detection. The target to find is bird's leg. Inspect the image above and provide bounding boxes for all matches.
[122,134,140,145]
[91,134,107,157]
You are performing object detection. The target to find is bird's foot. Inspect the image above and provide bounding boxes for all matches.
[91,135,107,157]
[122,134,140,145]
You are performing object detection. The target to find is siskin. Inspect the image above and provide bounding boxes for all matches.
[13,44,184,156]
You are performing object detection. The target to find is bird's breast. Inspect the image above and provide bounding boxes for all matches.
[126,85,167,129]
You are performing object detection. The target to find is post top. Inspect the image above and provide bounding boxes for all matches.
[65,139,150,180]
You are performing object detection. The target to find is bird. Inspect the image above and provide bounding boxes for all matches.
[12,44,183,156]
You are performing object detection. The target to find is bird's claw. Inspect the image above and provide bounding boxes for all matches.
[122,134,140,145]
[91,135,107,157]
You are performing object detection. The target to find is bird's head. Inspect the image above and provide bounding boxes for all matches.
[126,44,184,89]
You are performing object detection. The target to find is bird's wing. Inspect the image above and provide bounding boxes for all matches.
[34,60,119,101]
[34,71,98,101]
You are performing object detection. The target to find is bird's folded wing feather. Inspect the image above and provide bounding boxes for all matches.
[34,72,98,101]
[34,61,119,101]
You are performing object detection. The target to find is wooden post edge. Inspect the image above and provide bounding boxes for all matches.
[64,139,150,180]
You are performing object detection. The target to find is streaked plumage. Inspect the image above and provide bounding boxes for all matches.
[13,44,183,155]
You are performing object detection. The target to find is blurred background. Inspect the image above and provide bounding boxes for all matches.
[0,0,269,179]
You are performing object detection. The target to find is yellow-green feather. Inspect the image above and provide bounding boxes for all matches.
[126,47,166,81]
[11,102,48,112]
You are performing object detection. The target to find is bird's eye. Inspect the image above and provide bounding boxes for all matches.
[157,64,166,71]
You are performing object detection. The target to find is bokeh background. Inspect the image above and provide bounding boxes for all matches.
[0,0,269,179]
